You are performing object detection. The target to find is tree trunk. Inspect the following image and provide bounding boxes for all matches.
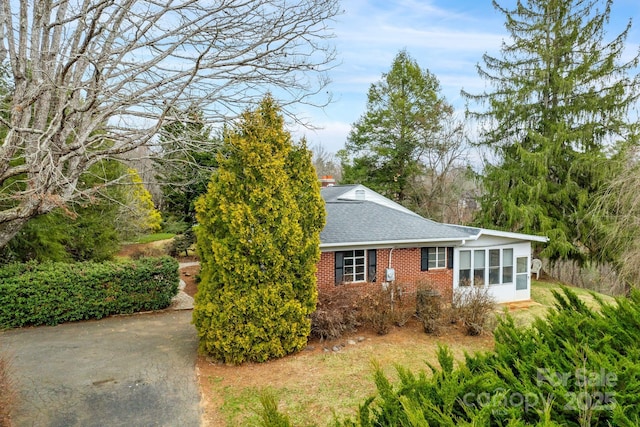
[0,217,31,251]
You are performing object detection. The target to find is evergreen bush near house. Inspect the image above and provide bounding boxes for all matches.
[0,256,179,328]
[333,287,640,426]
[193,96,325,364]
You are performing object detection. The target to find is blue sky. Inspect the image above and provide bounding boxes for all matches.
[293,0,640,154]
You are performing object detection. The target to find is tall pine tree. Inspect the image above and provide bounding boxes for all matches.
[466,0,640,262]
[340,50,456,205]
[193,96,325,364]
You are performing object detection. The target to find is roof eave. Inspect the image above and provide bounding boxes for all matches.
[476,229,549,243]
[320,237,470,251]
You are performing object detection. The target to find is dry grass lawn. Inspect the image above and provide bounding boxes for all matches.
[197,321,494,426]
[180,265,617,427]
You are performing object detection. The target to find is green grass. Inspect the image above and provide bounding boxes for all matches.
[504,280,617,328]
[131,233,175,244]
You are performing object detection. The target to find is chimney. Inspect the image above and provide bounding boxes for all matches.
[320,175,335,187]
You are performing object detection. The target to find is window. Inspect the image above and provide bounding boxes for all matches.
[503,249,513,283]
[459,250,471,285]
[489,249,500,285]
[344,250,365,282]
[421,247,453,271]
[459,248,515,287]
[474,250,486,285]
[335,250,377,284]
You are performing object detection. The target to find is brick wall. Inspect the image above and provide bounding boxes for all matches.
[316,247,453,302]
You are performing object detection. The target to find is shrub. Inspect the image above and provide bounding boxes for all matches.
[193,97,325,364]
[415,285,443,335]
[337,287,640,426]
[359,283,415,335]
[256,390,293,427]
[451,284,495,335]
[310,286,360,340]
[0,256,179,328]
[169,228,196,257]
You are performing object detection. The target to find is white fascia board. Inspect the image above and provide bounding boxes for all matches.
[442,223,548,243]
[476,228,549,243]
[320,237,469,252]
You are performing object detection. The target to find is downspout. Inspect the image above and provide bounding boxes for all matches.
[387,247,396,309]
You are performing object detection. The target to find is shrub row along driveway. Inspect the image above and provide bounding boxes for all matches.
[0,310,201,427]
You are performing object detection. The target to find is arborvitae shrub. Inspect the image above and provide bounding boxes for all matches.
[193,96,325,364]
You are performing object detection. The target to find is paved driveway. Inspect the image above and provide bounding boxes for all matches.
[0,310,201,427]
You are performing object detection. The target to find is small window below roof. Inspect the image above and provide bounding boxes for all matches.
[355,189,365,200]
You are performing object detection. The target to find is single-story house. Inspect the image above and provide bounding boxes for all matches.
[316,184,548,304]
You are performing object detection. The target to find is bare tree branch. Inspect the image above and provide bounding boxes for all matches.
[0,0,339,248]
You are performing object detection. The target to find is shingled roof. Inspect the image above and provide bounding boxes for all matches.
[320,185,476,249]
[320,185,548,249]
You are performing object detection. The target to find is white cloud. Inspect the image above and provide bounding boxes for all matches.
[308,0,640,155]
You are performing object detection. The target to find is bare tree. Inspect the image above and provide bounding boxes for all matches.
[407,112,476,223]
[0,0,339,249]
[591,149,640,289]
[311,142,341,180]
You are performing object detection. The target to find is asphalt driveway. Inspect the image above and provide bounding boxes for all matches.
[0,310,201,427]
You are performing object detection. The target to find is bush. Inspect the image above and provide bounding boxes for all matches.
[337,287,640,426]
[169,228,196,257]
[451,284,495,336]
[0,256,179,328]
[256,390,293,427]
[358,283,415,335]
[416,285,443,335]
[310,286,360,340]
[193,97,324,364]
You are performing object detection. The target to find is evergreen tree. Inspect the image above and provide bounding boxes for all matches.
[0,160,125,263]
[0,162,161,263]
[465,0,640,262]
[117,168,163,237]
[340,50,462,205]
[156,107,219,229]
[193,96,325,364]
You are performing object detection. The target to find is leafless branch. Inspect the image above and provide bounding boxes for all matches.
[0,0,339,247]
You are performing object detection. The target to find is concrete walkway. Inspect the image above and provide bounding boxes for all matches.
[0,310,201,427]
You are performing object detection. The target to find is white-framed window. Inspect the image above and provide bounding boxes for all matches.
[503,249,514,284]
[459,247,515,286]
[489,249,500,285]
[344,250,366,282]
[474,250,486,285]
[421,247,450,271]
[335,250,377,284]
[459,250,471,285]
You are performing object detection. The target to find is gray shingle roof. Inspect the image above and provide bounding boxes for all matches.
[320,185,473,247]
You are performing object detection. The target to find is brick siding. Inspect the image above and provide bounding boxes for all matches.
[316,247,453,302]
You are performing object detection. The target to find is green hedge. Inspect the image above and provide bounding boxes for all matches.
[0,256,179,328]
